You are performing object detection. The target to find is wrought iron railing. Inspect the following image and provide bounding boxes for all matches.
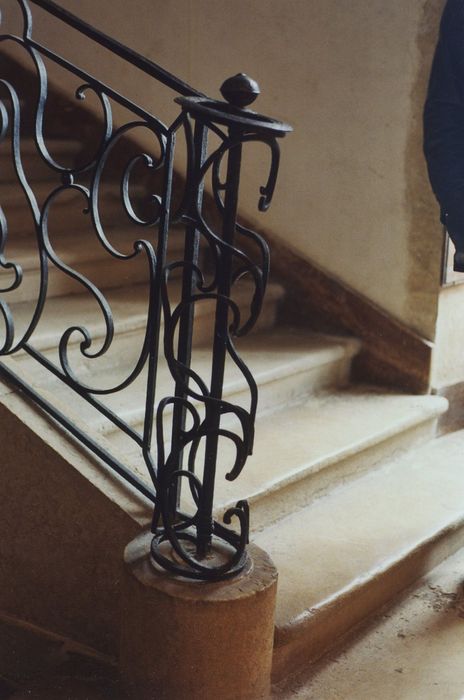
[0,0,290,580]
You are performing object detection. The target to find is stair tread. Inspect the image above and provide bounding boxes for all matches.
[213,389,446,513]
[6,325,350,428]
[227,329,360,388]
[278,546,464,700]
[254,428,464,634]
[8,280,284,351]
[4,345,445,526]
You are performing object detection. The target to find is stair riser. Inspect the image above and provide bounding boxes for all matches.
[217,416,440,532]
[271,519,464,683]
[253,357,352,416]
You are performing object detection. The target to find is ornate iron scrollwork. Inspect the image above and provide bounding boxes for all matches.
[0,0,291,581]
[151,75,291,580]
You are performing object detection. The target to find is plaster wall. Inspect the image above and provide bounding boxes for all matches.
[431,283,464,388]
[3,0,446,339]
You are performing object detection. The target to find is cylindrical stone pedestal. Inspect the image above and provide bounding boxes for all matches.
[119,531,278,700]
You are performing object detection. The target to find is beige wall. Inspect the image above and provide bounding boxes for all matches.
[9,0,446,339]
[431,284,464,388]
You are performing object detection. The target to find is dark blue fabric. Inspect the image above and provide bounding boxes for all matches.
[424,0,464,253]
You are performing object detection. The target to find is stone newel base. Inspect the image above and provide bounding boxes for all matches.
[119,532,278,700]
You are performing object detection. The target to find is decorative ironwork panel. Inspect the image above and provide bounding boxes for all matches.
[0,0,291,580]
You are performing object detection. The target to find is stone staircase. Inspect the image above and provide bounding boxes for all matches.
[2,138,464,696]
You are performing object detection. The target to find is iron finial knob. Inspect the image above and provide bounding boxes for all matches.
[220,73,260,108]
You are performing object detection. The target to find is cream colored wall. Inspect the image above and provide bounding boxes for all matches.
[11,0,446,339]
[431,284,464,388]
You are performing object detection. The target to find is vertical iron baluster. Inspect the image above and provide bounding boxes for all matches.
[169,121,208,518]
[143,126,176,489]
[196,127,242,558]
[150,76,290,579]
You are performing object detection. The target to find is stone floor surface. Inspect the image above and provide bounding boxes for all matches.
[274,546,464,699]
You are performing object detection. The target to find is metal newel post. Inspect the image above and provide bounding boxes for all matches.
[150,74,291,580]
[196,125,243,557]
[194,75,261,557]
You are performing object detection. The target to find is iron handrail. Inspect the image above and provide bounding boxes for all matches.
[0,0,291,580]
[28,0,203,97]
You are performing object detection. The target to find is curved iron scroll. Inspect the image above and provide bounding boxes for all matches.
[0,0,291,582]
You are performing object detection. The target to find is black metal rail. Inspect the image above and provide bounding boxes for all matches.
[0,0,290,580]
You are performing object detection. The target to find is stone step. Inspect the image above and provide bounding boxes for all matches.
[254,428,464,683]
[273,546,464,699]
[213,389,447,530]
[2,228,183,303]
[0,180,146,233]
[5,325,349,444]
[0,225,188,303]
[6,279,283,354]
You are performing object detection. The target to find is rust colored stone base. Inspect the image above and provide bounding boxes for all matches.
[120,533,278,700]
